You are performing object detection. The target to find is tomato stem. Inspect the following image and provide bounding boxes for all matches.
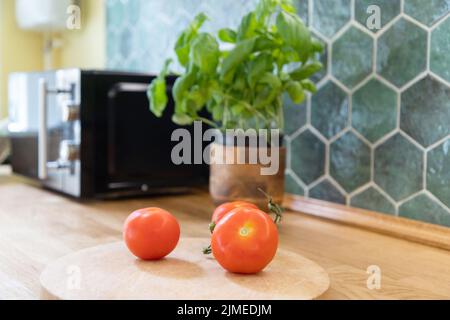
[203,245,212,255]
[209,221,216,234]
[258,188,284,225]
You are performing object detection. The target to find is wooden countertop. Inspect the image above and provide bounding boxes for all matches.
[1,168,450,300]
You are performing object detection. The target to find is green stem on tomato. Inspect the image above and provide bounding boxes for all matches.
[203,245,212,255]
[258,188,284,225]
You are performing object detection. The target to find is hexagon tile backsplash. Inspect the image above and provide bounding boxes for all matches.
[106,0,450,227]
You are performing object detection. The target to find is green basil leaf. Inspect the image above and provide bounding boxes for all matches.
[247,52,273,87]
[212,105,224,122]
[254,72,282,108]
[254,35,277,51]
[259,72,282,89]
[147,79,167,118]
[276,11,311,62]
[174,13,208,67]
[220,38,256,83]
[280,0,296,14]
[289,61,323,80]
[286,81,305,104]
[237,12,258,41]
[187,86,208,111]
[190,33,219,74]
[173,67,197,106]
[311,38,325,53]
[218,28,237,43]
[172,113,194,126]
[255,0,278,25]
[231,102,247,116]
[147,59,172,117]
[301,79,317,93]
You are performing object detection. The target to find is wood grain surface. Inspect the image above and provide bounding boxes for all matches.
[40,238,330,300]
[1,168,450,299]
[285,194,450,251]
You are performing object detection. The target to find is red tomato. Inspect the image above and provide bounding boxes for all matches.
[211,207,278,274]
[211,201,258,225]
[123,207,180,260]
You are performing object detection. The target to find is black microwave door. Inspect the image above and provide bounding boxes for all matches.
[106,78,207,192]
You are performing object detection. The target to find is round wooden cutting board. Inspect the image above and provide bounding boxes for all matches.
[40,238,329,300]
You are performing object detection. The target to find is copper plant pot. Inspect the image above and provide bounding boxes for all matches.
[209,142,286,210]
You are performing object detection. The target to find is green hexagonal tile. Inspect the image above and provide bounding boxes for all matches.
[332,26,374,89]
[431,16,450,83]
[401,76,450,147]
[310,179,346,204]
[427,138,450,208]
[404,0,450,26]
[283,93,307,136]
[330,131,371,192]
[352,79,397,143]
[399,193,450,227]
[285,172,305,196]
[312,0,351,38]
[290,130,326,185]
[351,187,396,215]
[311,81,349,139]
[374,133,424,201]
[355,0,401,33]
[377,18,427,87]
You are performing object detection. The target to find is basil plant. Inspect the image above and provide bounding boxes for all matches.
[148,0,323,131]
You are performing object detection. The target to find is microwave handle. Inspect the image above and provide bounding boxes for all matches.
[38,78,48,180]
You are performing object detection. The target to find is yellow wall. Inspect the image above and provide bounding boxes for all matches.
[0,0,106,117]
[57,0,106,69]
[0,0,44,118]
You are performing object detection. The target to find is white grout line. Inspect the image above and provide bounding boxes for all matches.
[330,21,353,43]
[370,144,375,181]
[351,127,372,148]
[423,150,428,190]
[325,142,330,176]
[396,90,401,129]
[373,129,399,148]
[308,124,329,145]
[350,73,374,94]
[329,127,351,144]
[306,93,312,125]
[290,125,308,141]
[327,176,349,200]
[331,76,351,94]
[372,182,399,215]
[374,14,402,39]
[287,169,308,191]
[285,136,292,171]
[374,73,399,92]
[308,175,327,190]
[399,71,428,93]
[426,134,450,152]
[426,24,431,72]
[398,130,426,152]
[396,190,425,207]
[348,183,371,199]
[429,71,450,89]
[402,12,431,32]
[426,190,450,215]
[430,11,450,30]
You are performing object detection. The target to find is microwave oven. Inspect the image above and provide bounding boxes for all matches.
[8,69,208,198]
